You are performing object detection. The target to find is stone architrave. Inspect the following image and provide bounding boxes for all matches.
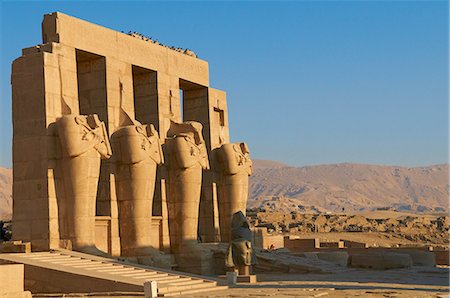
[112,123,163,256]
[216,143,252,242]
[165,121,209,270]
[56,114,112,254]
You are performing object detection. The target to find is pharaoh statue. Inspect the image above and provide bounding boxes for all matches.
[165,121,209,270]
[215,142,253,242]
[111,121,163,257]
[56,114,112,254]
[226,211,255,275]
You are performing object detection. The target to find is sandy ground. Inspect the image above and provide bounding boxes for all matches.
[33,266,449,298]
[190,266,450,298]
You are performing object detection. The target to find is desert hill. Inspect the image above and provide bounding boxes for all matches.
[0,167,12,220]
[250,160,449,213]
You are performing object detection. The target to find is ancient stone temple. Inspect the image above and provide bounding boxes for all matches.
[11,12,252,274]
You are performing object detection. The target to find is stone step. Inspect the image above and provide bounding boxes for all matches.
[0,250,227,296]
[50,259,93,265]
[131,275,171,281]
[158,279,205,290]
[96,266,133,272]
[158,284,227,297]
[20,253,53,258]
[129,274,171,280]
[27,256,72,261]
[104,269,143,275]
[122,271,159,277]
[72,261,107,268]
[134,275,182,282]
[158,278,199,286]
[158,282,212,295]
[72,263,114,269]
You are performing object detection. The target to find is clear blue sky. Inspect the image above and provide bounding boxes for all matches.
[0,1,448,168]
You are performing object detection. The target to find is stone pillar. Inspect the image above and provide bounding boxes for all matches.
[159,178,171,252]
[12,43,79,251]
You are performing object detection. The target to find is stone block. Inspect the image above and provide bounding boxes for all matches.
[343,240,368,248]
[0,264,25,292]
[304,251,349,267]
[319,241,344,248]
[0,292,32,298]
[236,275,257,283]
[400,250,436,267]
[350,253,412,270]
[144,280,157,298]
[0,241,31,253]
[434,250,449,265]
[284,238,320,249]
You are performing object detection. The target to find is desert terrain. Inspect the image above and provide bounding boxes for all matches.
[1,161,448,221]
[249,160,448,213]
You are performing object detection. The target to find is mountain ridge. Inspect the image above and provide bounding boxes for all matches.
[249,161,449,213]
[0,161,448,219]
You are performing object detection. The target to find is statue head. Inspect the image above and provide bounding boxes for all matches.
[231,211,249,231]
[230,211,252,242]
[74,114,103,130]
[167,120,205,145]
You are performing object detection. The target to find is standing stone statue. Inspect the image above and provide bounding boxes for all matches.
[56,114,112,255]
[216,142,252,242]
[226,211,255,275]
[111,122,163,257]
[165,121,209,271]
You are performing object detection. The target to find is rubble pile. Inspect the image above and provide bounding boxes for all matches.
[247,210,449,245]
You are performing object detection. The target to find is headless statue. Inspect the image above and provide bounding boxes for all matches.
[165,121,209,268]
[226,211,255,275]
[216,143,252,242]
[112,123,163,256]
[57,114,111,255]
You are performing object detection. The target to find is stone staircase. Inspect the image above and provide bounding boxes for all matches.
[0,250,227,297]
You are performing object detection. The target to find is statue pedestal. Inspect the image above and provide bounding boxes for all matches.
[236,265,256,283]
[236,275,257,283]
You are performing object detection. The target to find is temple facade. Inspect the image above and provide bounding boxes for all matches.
[11,12,251,274]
